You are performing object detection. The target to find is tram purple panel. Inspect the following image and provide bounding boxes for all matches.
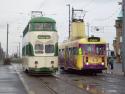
[84,64,105,69]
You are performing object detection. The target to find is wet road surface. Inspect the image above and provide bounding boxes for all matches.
[0,64,27,94]
[12,64,125,94]
[56,71,125,94]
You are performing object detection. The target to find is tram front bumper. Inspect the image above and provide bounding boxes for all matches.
[29,67,58,74]
[84,64,106,70]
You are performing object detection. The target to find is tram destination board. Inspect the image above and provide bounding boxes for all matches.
[88,37,100,42]
[38,35,51,39]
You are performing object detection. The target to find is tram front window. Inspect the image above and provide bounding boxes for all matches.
[35,44,43,54]
[84,44,94,54]
[45,44,54,53]
[30,23,55,31]
[95,44,106,55]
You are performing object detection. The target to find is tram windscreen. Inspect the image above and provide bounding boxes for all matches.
[83,44,94,54]
[45,44,54,53]
[35,44,43,54]
[80,44,106,55]
[95,44,106,55]
[30,23,55,31]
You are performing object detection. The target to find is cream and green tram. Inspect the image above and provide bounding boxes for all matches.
[22,17,58,74]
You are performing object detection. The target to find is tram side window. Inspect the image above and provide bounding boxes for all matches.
[73,47,78,55]
[45,44,54,53]
[35,44,43,54]
[61,49,64,56]
[66,48,72,56]
[59,49,62,55]
[70,48,73,55]
[68,48,71,56]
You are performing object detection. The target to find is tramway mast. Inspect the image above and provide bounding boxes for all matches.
[70,8,87,40]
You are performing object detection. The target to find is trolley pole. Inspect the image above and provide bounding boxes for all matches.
[6,24,9,58]
[66,4,71,39]
[17,46,18,58]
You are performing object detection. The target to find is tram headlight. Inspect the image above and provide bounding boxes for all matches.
[101,62,104,65]
[51,61,54,64]
[86,62,89,65]
[35,61,38,68]
[51,61,54,68]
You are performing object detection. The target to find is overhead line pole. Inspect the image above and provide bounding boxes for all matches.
[6,24,9,58]
[19,42,20,58]
[66,4,71,39]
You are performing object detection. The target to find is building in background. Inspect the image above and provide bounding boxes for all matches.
[113,10,123,63]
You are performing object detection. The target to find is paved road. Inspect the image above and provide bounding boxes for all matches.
[8,63,125,94]
[56,71,125,94]
[0,64,27,94]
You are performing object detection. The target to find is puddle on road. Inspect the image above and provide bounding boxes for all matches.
[77,83,105,94]
[73,79,118,94]
[106,90,117,93]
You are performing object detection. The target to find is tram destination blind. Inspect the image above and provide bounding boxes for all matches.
[88,37,100,42]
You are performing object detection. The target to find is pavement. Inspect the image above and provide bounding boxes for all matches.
[0,61,27,94]
[106,61,124,75]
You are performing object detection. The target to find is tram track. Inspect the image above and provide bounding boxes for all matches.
[39,78,58,94]
[52,73,125,94]
[39,75,89,94]
[55,75,105,94]
[56,72,125,86]
[12,63,125,94]
[38,75,105,94]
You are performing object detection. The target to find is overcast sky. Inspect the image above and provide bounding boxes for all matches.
[0,0,122,55]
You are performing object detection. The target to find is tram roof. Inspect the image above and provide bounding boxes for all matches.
[59,38,106,48]
[29,17,56,23]
[79,38,106,44]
